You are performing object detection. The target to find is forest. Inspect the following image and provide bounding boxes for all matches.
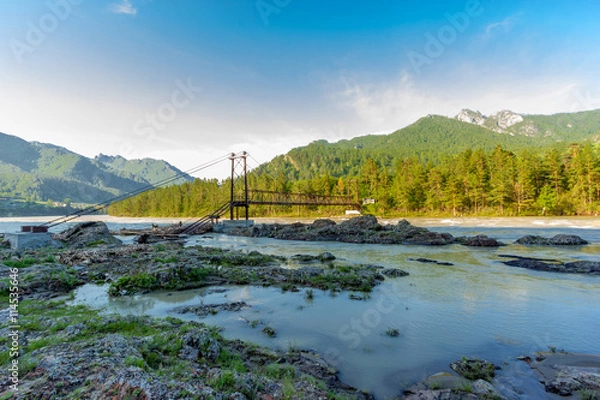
[108,142,600,218]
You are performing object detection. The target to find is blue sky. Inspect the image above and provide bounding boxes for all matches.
[1,0,599,178]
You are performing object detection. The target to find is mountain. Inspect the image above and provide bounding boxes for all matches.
[0,132,193,204]
[257,110,600,181]
[455,108,600,142]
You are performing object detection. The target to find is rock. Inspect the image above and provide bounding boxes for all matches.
[173,301,249,317]
[500,255,600,275]
[549,234,588,245]
[459,235,505,247]
[529,353,600,396]
[182,328,221,361]
[514,235,550,245]
[262,326,276,337]
[318,251,336,261]
[382,268,409,277]
[515,234,588,245]
[404,232,455,246]
[53,221,122,248]
[312,219,336,229]
[409,258,454,266]
[338,215,381,233]
[564,261,600,274]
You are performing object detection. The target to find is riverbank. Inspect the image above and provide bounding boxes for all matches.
[1,220,600,399]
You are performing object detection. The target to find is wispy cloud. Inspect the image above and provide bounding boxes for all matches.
[110,0,137,16]
[483,12,522,39]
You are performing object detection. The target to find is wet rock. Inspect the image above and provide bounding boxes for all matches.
[549,234,588,245]
[458,235,505,247]
[409,258,454,266]
[262,326,276,337]
[173,301,249,317]
[529,352,600,397]
[318,251,336,261]
[53,221,122,248]
[515,234,588,245]
[382,268,410,277]
[404,231,455,246]
[499,255,600,275]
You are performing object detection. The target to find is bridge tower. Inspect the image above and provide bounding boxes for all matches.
[229,152,249,221]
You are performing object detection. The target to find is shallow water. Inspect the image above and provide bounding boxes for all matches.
[3,216,600,398]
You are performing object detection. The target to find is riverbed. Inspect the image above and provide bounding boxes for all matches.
[3,216,600,398]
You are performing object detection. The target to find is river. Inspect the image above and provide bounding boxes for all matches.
[2,215,600,398]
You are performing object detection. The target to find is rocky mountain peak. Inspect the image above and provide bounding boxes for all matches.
[490,110,524,130]
[455,109,486,125]
[455,108,525,134]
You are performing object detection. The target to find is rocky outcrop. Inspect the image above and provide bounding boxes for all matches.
[515,234,588,246]
[499,255,600,275]
[53,221,122,248]
[402,358,503,400]
[236,217,457,246]
[526,352,600,397]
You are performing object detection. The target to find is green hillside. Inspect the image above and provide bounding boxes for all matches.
[260,115,557,181]
[0,132,193,205]
[509,109,600,141]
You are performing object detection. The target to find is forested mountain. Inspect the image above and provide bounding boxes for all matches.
[0,132,193,204]
[256,113,597,181]
[109,109,600,218]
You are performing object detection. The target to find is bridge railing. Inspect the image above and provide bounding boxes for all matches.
[246,190,359,208]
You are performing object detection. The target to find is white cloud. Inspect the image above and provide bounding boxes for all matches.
[335,68,599,133]
[110,0,137,16]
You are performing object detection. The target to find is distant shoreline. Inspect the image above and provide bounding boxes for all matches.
[1,214,600,230]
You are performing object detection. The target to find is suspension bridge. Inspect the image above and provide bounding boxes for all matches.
[30,151,361,237]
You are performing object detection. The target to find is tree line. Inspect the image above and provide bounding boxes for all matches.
[108,143,600,217]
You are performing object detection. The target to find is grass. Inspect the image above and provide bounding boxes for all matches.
[108,272,157,296]
[208,370,236,391]
[2,257,37,268]
[264,363,296,380]
[124,355,146,369]
[456,380,473,393]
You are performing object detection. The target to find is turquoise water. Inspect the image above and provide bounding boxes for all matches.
[3,216,600,398]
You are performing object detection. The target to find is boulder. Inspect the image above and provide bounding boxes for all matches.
[459,235,505,247]
[515,234,588,246]
[404,232,455,246]
[53,221,122,248]
[549,234,588,245]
